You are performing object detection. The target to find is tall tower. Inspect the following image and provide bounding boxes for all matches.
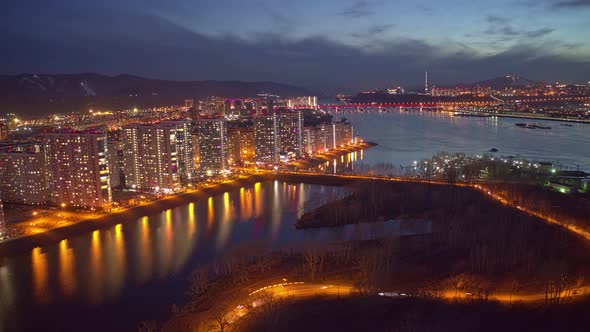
[424,71,429,94]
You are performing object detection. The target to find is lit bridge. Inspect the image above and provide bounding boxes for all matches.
[289,95,590,111]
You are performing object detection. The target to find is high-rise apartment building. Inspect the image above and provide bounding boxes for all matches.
[191,130,200,171]
[286,96,318,108]
[254,113,280,165]
[303,126,319,154]
[184,99,194,109]
[227,127,241,166]
[278,110,303,157]
[0,123,8,141]
[303,121,352,154]
[304,125,330,154]
[195,118,228,173]
[162,120,194,184]
[333,120,354,146]
[225,126,256,165]
[239,128,255,162]
[0,198,5,235]
[323,123,336,150]
[43,129,112,209]
[107,140,123,188]
[122,123,179,191]
[0,143,49,205]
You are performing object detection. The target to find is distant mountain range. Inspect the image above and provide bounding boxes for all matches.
[0,73,311,117]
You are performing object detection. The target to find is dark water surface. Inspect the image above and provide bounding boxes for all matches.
[330,111,590,172]
[0,181,422,332]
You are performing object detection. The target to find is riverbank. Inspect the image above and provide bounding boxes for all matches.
[454,111,590,124]
[289,141,377,169]
[0,174,272,255]
[494,112,590,124]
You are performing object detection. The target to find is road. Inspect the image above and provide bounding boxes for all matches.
[215,279,590,331]
[219,282,354,330]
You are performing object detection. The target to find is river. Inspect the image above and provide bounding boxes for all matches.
[324,111,590,173]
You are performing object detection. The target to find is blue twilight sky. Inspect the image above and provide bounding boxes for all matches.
[1,0,589,91]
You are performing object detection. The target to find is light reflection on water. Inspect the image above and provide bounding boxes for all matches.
[58,240,75,297]
[31,247,47,303]
[0,181,381,332]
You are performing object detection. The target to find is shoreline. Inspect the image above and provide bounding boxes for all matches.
[289,141,377,169]
[493,113,590,124]
[0,143,374,255]
[0,174,269,255]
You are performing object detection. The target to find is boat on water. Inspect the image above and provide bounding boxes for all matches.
[515,123,552,130]
[535,124,552,129]
[560,123,573,127]
[453,111,492,118]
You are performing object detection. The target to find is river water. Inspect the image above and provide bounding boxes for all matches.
[326,111,590,173]
[0,181,429,332]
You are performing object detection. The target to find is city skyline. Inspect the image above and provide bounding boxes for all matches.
[2,1,590,91]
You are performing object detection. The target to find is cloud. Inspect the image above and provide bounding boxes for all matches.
[262,6,294,35]
[490,26,554,39]
[524,28,555,38]
[485,15,511,24]
[368,24,395,34]
[350,24,395,41]
[338,1,375,18]
[416,4,435,13]
[484,15,554,40]
[552,0,590,8]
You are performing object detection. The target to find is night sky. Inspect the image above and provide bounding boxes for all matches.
[2,0,589,91]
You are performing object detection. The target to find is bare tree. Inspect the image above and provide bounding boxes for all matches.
[303,249,325,281]
[544,273,582,305]
[419,279,443,300]
[188,266,210,301]
[137,320,159,332]
[446,273,484,300]
[209,312,231,332]
[353,253,373,294]
[253,255,274,274]
[509,279,520,305]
